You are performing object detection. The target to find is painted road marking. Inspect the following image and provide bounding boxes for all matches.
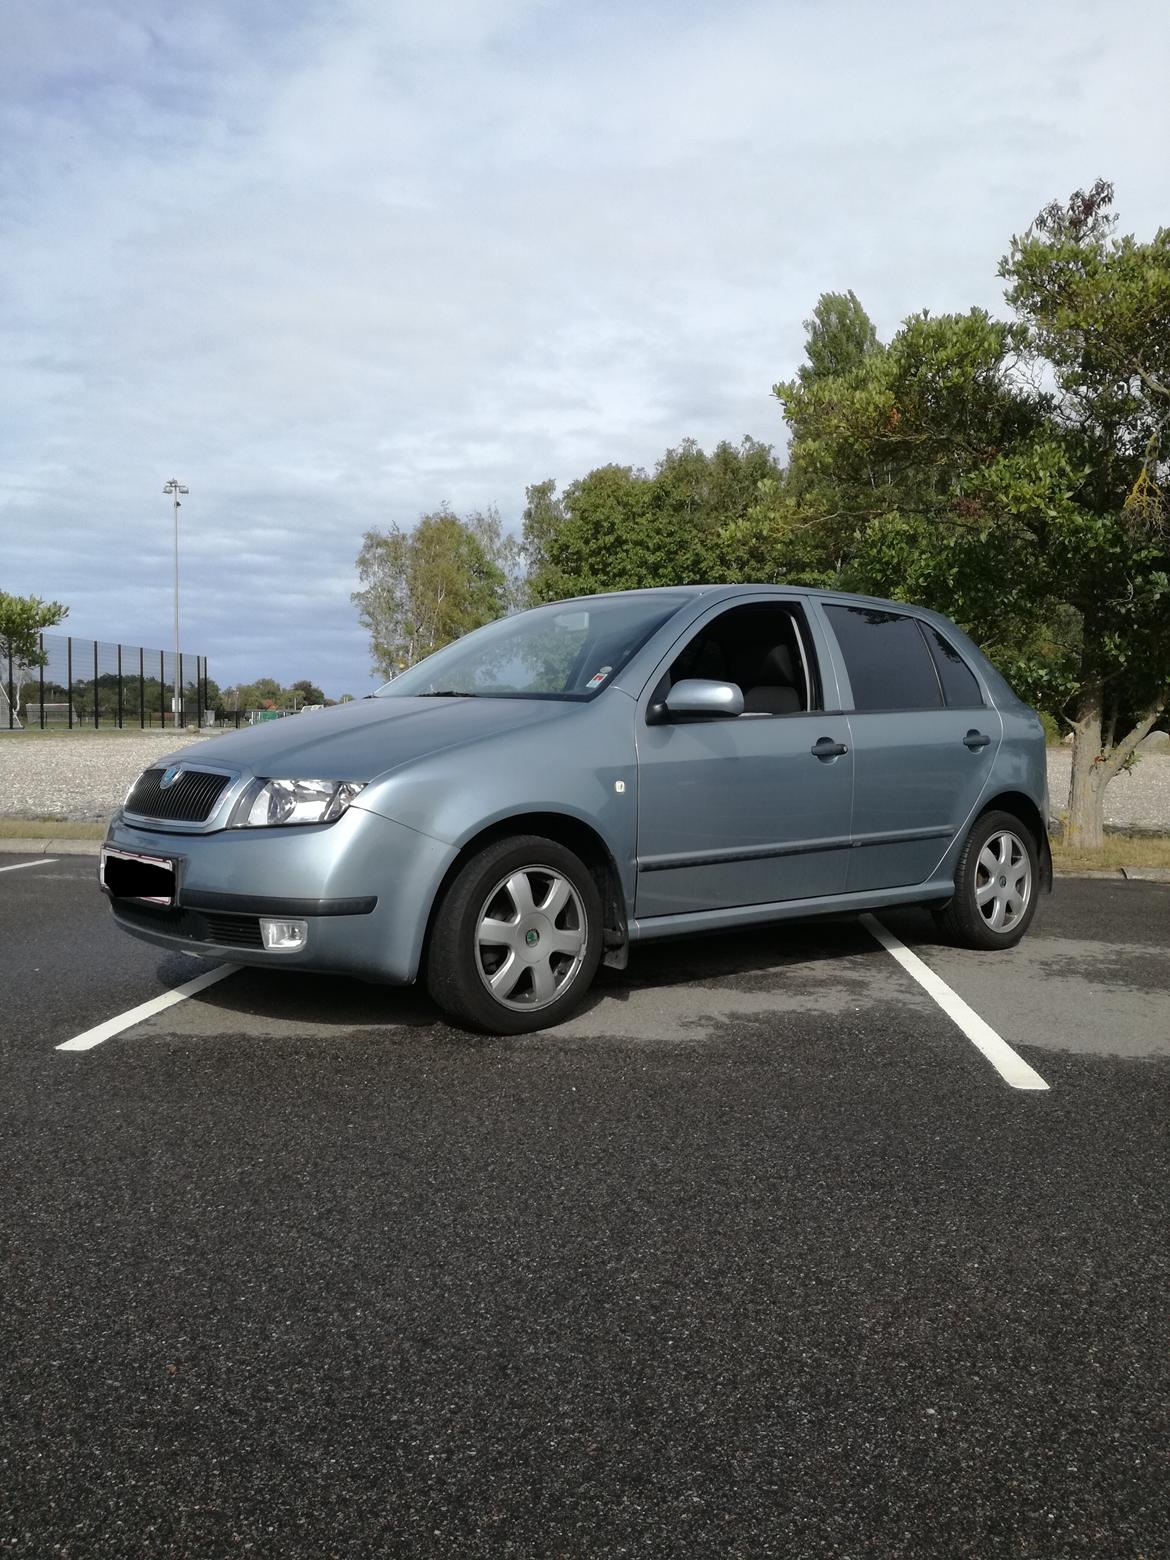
[0,858,58,874]
[56,964,239,1052]
[861,914,1049,1092]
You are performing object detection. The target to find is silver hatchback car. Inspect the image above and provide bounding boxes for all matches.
[102,586,1051,1033]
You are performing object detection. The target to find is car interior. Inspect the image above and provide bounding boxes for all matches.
[656,603,816,714]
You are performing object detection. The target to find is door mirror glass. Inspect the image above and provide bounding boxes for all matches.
[662,679,744,719]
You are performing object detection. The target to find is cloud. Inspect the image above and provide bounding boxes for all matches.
[2,0,1168,693]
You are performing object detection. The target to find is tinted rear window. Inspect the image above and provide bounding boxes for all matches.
[824,605,941,712]
[923,625,984,707]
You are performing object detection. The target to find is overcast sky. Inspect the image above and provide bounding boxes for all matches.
[2,0,1167,696]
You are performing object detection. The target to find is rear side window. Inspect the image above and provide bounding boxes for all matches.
[922,625,984,708]
[824,605,941,712]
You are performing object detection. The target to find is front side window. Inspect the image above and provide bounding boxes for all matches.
[376,593,692,701]
[658,602,818,714]
[824,605,942,712]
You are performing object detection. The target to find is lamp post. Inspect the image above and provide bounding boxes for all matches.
[163,479,188,725]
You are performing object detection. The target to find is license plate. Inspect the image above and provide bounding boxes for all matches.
[101,847,177,906]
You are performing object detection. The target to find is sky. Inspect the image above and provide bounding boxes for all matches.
[2,0,1168,697]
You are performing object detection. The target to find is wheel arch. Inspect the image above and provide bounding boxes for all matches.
[421,811,630,972]
[979,790,1053,892]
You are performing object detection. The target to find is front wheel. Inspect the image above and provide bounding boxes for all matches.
[425,835,603,1034]
[933,810,1039,950]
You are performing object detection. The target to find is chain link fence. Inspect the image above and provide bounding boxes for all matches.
[3,634,211,730]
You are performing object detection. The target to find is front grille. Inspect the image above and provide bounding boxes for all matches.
[202,912,264,949]
[125,767,232,822]
[113,901,264,949]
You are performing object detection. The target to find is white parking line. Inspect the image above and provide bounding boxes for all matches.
[56,964,239,1052]
[861,914,1049,1092]
[0,858,57,873]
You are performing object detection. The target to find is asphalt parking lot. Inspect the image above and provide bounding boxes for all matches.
[3,857,1169,1558]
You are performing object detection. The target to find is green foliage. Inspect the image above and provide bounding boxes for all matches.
[1038,711,1062,746]
[794,290,880,386]
[522,438,782,603]
[0,591,68,668]
[353,506,520,678]
[288,678,325,707]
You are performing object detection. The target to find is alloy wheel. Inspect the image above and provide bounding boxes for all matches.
[974,829,1032,933]
[474,865,588,1011]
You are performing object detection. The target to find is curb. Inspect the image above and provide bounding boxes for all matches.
[0,838,101,856]
[1053,866,1170,881]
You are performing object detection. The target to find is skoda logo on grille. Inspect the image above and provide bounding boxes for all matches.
[159,765,183,790]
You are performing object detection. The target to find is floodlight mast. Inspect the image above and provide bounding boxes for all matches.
[163,479,188,724]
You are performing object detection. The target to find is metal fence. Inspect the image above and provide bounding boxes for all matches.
[3,634,211,731]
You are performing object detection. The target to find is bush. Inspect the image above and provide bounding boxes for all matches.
[1038,711,1062,746]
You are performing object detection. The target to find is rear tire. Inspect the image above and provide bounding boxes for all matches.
[933,809,1039,950]
[425,835,603,1034]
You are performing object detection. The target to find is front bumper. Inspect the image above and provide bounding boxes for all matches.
[102,803,458,983]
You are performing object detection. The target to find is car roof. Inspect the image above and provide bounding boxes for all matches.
[553,583,926,615]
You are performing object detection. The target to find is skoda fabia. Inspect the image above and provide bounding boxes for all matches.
[102,586,1051,1033]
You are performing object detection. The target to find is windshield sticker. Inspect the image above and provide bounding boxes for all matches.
[586,666,613,690]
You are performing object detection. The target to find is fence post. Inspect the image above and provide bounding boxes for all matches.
[195,655,203,727]
[117,644,123,728]
[39,634,45,729]
[178,651,184,728]
[160,651,165,729]
[139,647,145,730]
[67,638,73,730]
[93,640,100,729]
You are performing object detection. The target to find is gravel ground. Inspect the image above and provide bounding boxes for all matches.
[0,732,215,820]
[2,730,1169,830]
[1046,746,1170,832]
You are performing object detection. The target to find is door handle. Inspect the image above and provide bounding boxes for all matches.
[811,736,849,759]
[963,730,992,750]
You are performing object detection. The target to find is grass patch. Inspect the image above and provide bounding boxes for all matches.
[1051,835,1170,872]
[0,818,106,839]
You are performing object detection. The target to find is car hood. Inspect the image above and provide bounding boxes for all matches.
[157,697,582,782]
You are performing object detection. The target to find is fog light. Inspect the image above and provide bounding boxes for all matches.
[260,917,308,951]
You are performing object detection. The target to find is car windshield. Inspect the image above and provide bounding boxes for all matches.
[375,593,693,701]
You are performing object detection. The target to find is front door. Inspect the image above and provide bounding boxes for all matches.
[634,600,855,920]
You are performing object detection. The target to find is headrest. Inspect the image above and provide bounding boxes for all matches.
[756,644,796,685]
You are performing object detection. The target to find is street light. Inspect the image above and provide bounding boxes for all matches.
[163,479,188,725]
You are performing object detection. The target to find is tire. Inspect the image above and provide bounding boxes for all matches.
[425,835,604,1034]
[933,809,1039,950]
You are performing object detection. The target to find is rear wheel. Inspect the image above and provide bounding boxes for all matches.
[425,835,603,1034]
[933,809,1038,950]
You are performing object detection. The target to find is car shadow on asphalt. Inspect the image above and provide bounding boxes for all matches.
[148,906,953,1039]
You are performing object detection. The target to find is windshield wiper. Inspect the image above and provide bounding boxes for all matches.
[418,689,477,697]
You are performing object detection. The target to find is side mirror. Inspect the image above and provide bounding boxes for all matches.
[649,678,744,723]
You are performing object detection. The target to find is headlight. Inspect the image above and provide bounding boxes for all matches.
[232,779,366,828]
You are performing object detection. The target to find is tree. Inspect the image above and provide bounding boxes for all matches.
[759,183,1170,848]
[0,592,68,723]
[287,678,325,708]
[353,506,518,678]
[796,290,881,386]
[522,438,782,603]
[1000,180,1170,844]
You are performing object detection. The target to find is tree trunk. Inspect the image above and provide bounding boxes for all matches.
[1066,682,1106,848]
[1065,680,1167,849]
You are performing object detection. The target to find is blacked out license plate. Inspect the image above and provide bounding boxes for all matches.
[101,847,177,906]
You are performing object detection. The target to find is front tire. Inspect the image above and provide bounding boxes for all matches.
[425,835,603,1034]
[933,809,1039,950]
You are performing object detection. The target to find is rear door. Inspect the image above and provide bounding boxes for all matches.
[816,602,1003,892]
